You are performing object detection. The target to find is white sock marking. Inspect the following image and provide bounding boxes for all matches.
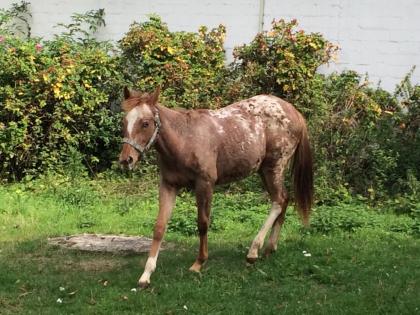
[248,202,282,258]
[139,251,159,284]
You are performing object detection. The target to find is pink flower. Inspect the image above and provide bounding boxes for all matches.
[0,36,4,43]
[35,43,42,51]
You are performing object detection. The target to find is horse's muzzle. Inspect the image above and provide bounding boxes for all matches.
[119,144,139,170]
[119,155,134,169]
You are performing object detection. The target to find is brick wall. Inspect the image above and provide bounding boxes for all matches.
[1,0,419,90]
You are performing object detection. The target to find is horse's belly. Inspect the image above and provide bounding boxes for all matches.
[209,106,266,184]
[215,140,265,184]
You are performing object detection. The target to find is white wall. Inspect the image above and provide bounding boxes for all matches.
[264,0,420,90]
[1,0,419,90]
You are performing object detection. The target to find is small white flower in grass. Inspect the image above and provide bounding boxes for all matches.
[56,298,63,304]
[130,288,137,292]
[302,250,311,257]
[183,305,188,310]
[59,287,65,292]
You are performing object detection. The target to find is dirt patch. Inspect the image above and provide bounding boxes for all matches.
[0,297,22,314]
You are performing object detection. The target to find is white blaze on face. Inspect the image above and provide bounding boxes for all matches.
[126,105,153,137]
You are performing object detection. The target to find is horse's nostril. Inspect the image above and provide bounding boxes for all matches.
[127,156,133,164]
[119,159,127,166]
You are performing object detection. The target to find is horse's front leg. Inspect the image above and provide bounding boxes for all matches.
[189,179,213,273]
[138,181,177,288]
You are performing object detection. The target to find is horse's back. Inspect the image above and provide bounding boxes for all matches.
[205,95,304,183]
[212,94,304,146]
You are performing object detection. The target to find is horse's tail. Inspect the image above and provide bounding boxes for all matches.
[292,119,313,226]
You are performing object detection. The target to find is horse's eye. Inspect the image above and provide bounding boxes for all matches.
[142,121,150,128]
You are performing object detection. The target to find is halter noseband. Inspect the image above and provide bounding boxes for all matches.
[122,112,161,155]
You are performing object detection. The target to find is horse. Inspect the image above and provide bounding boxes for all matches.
[119,87,313,288]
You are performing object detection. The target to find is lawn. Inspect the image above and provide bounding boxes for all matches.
[0,174,419,314]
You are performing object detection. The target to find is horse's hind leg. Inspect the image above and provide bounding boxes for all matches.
[264,192,288,256]
[247,159,289,263]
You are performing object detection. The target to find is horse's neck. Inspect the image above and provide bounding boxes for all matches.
[154,105,188,160]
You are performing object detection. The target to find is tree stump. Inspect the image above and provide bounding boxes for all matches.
[48,234,170,254]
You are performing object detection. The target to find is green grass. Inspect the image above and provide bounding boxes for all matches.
[0,175,419,314]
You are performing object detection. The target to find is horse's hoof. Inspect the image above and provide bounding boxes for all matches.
[246,256,258,264]
[137,281,150,289]
[189,261,202,273]
[264,247,276,257]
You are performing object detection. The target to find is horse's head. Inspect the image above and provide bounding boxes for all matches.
[119,87,160,170]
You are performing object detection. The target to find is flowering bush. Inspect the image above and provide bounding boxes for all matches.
[226,19,338,105]
[0,34,125,180]
[119,15,227,109]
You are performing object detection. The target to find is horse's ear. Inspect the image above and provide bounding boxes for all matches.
[149,86,160,105]
[123,86,131,100]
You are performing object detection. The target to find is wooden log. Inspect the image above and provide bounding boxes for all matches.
[48,234,170,254]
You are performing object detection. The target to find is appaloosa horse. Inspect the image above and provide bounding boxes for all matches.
[119,87,313,288]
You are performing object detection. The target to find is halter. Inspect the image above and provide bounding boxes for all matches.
[122,111,161,155]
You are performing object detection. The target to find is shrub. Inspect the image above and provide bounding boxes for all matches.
[315,70,420,201]
[313,71,400,199]
[0,9,125,180]
[119,15,227,109]
[382,171,420,218]
[227,19,338,110]
[389,73,420,184]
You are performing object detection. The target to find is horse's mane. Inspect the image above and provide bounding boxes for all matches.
[121,94,152,112]
[172,107,188,113]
